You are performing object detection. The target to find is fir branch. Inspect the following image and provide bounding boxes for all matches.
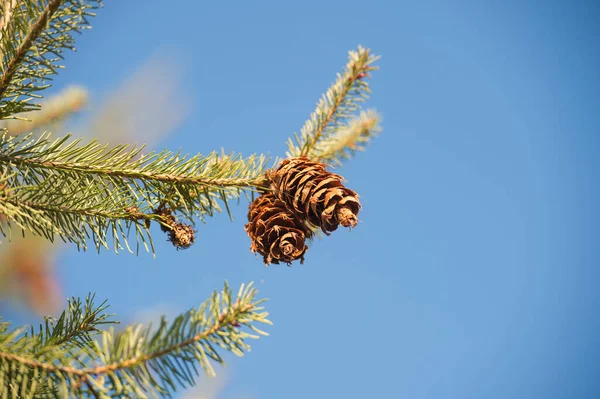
[0,0,101,119]
[0,133,270,253]
[0,282,271,398]
[286,46,379,161]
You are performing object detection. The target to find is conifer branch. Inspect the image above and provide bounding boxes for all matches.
[0,0,101,119]
[286,46,379,163]
[0,282,271,398]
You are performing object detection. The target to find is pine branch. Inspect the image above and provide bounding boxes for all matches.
[286,46,379,162]
[0,0,101,119]
[0,133,270,253]
[0,282,271,398]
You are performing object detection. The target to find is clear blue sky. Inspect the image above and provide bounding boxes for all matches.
[6,1,600,398]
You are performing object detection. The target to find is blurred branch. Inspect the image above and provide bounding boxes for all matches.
[313,109,381,167]
[85,51,191,147]
[0,1,18,52]
[0,85,88,135]
[0,234,62,314]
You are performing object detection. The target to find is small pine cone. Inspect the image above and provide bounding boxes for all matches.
[269,157,361,235]
[245,193,311,265]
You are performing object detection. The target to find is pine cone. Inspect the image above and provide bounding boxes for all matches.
[269,157,361,235]
[245,193,311,265]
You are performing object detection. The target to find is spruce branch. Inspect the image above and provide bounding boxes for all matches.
[0,0,101,119]
[0,282,271,398]
[0,172,158,254]
[0,133,270,252]
[0,294,116,398]
[286,46,379,162]
[29,294,115,353]
[0,133,269,189]
[312,109,382,167]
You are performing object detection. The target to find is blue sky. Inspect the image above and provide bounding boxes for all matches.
[4,1,600,398]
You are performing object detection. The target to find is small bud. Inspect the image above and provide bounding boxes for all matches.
[168,222,195,250]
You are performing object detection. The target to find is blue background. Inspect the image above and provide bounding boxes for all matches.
[5,1,600,398]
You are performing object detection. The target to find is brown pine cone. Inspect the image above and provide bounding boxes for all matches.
[269,157,361,235]
[245,193,311,265]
